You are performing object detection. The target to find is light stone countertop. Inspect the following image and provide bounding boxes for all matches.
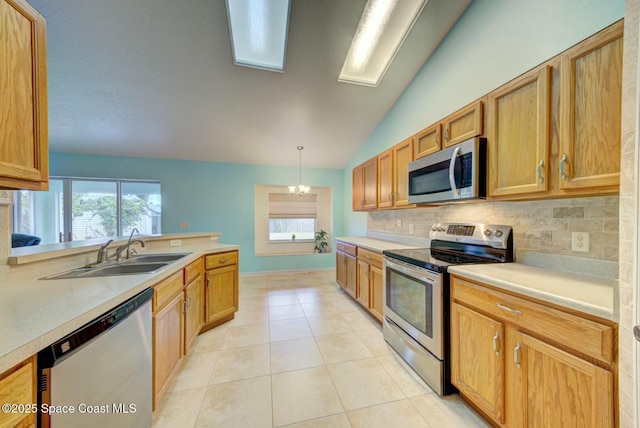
[448,263,616,322]
[0,241,239,373]
[335,236,421,252]
[336,236,616,322]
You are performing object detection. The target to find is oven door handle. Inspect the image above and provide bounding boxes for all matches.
[383,257,441,283]
[448,146,461,197]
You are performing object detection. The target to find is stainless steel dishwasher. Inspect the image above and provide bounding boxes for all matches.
[37,288,153,428]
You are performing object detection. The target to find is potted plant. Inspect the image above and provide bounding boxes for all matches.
[291,233,296,242]
[314,229,329,253]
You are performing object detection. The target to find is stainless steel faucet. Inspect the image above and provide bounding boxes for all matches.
[113,228,145,261]
[96,239,114,264]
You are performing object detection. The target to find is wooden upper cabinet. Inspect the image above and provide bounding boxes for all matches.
[352,158,378,211]
[392,138,413,207]
[443,100,484,148]
[559,21,623,191]
[488,66,551,197]
[413,123,441,159]
[0,0,48,190]
[352,164,364,211]
[362,157,378,210]
[377,149,393,209]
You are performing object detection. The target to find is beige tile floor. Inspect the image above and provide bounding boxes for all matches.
[152,270,490,428]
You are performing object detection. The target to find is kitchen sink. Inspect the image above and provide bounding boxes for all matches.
[42,253,191,280]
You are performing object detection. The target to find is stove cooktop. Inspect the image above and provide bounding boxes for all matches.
[383,222,514,272]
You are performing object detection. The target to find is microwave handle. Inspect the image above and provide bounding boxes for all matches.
[448,146,461,197]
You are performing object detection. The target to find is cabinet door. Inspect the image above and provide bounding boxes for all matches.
[184,275,203,355]
[0,357,36,428]
[413,123,441,159]
[443,100,484,148]
[0,0,48,190]
[153,293,184,409]
[393,138,413,207]
[356,260,370,307]
[559,21,623,191]
[488,66,551,198]
[362,157,378,210]
[352,164,364,211]
[451,303,505,423]
[336,251,346,288]
[520,333,613,428]
[377,149,393,209]
[344,254,357,299]
[369,265,383,321]
[205,265,238,323]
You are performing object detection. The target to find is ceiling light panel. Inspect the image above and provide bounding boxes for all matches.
[339,0,427,87]
[226,0,291,72]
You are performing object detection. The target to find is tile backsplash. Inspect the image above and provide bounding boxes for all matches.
[368,196,619,277]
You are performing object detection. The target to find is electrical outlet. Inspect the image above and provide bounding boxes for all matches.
[571,232,589,253]
[170,239,182,247]
[179,222,189,229]
[408,224,414,234]
[397,219,402,228]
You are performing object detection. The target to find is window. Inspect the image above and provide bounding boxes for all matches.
[12,178,161,245]
[268,193,317,242]
[255,185,333,256]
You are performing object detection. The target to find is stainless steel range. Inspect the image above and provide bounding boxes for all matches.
[382,223,513,395]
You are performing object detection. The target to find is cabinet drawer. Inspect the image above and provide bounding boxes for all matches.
[451,276,614,364]
[154,270,184,311]
[0,361,33,428]
[205,251,238,269]
[336,242,357,257]
[184,258,203,285]
[357,248,382,269]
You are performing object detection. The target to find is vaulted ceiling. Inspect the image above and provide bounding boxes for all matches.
[30,0,471,169]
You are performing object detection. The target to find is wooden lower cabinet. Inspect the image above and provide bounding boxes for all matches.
[451,303,505,423]
[0,356,36,428]
[153,292,184,410]
[355,247,384,321]
[183,273,203,355]
[204,251,239,325]
[450,275,615,428]
[336,243,357,299]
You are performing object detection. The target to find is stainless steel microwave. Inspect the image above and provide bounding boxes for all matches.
[408,137,486,204]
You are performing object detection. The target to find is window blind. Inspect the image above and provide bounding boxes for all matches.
[268,193,317,218]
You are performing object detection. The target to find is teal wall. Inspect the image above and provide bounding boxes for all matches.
[50,153,344,273]
[344,0,626,235]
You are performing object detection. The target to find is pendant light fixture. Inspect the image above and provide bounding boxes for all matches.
[288,146,310,196]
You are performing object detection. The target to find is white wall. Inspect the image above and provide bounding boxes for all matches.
[344,0,626,235]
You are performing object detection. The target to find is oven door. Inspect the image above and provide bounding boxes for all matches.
[383,256,443,359]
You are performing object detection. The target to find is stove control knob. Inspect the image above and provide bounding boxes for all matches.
[484,229,493,237]
[495,230,503,237]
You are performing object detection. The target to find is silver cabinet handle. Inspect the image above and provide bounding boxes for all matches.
[496,303,523,316]
[183,299,188,314]
[207,277,210,288]
[444,128,449,142]
[514,342,522,368]
[493,331,500,356]
[219,257,228,264]
[537,160,544,183]
[560,154,568,180]
[448,146,461,197]
[436,132,440,145]
[634,326,640,342]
